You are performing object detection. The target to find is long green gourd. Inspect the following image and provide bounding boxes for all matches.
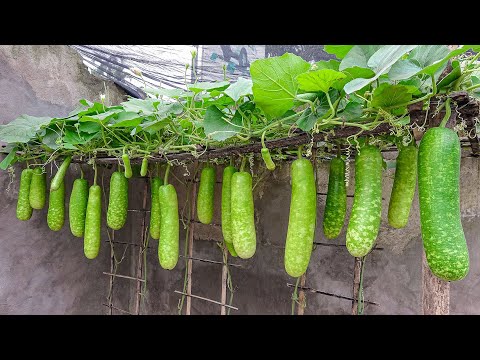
[284,152,316,277]
[323,156,346,239]
[346,145,383,258]
[418,127,469,281]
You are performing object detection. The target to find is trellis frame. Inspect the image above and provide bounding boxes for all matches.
[75,92,479,315]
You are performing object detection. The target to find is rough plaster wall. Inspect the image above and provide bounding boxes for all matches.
[1,45,480,315]
[0,45,127,314]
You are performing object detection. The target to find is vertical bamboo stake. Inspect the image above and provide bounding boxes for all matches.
[186,163,198,315]
[134,178,148,315]
[297,274,307,315]
[107,229,115,315]
[220,245,228,315]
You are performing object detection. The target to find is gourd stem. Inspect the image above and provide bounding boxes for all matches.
[240,157,247,172]
[93,162,98,186]
[440,98,451,128]
[298,145,303,159]
[164,163,171,185]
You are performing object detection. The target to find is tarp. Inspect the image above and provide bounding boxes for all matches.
[71,45,334,98]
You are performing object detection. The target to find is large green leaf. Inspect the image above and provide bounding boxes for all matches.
[224,77,253,102]
[140,118,171,134]
[370,83,414,109]
[79,110,121,123]
[121,98,159,115]
[250,53,311,119]
[324,45,354,59]
[203,105,242,141]
[437,60,461,89]
[188,81,230,94]
[419,45,480,77]
[296,90,338,131]
[471,76,480,99]
[42,128,62,150]
[0,115,53,143]
[343,45,417,94]
[78,122,100,134]
[0,146,18,170]
[109,112,144,128]
[314,59,340,70]
[63,127,99,145]
[297,69,346,93]
[339,45,382,70]
[388,45,450,80]
[334,66,375,90]
[296,108,317,131]
[156,103,184,118]
[338,102,363,122]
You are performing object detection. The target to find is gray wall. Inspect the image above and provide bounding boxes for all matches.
[0,45,126,314]
[1,45,480,315]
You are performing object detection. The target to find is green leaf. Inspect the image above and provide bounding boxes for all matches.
[69,100,93,116]
[140,118,171,134]
[80,110,121,123]
[296,90,338,131]
[416,45,480,79]
[344,45,417,94]
[0,146,18,170]
[156,103,184,118]
[79,99,93,107]
[437,60,461,89]
[297,69,346,93]
[145,87,193,99]
[121,98,159,115]
[62,128,83,145]
[398,78,422,96]
[339,45,382,70]
[314,59,340,71]
[42,129,62,150]
[188,81,230,94]
[338,102,363,122]
[0,115,53,143]
[75,102,119,118]
[224,77,253,102]
[204,95,236,108]
[471,76,480,99]
[296,108,317,131]
[370,84,413,109]
[79,121,101,134]
[334,66,375,90]
[324,45,354,59]
[387,60,421,81]
[203,105,242,141]
[388,45,450,80]
[109,112,144,128]
[250,53,311,119]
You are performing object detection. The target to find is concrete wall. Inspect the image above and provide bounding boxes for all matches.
[1,45,480,315]
[0,45,127,314]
